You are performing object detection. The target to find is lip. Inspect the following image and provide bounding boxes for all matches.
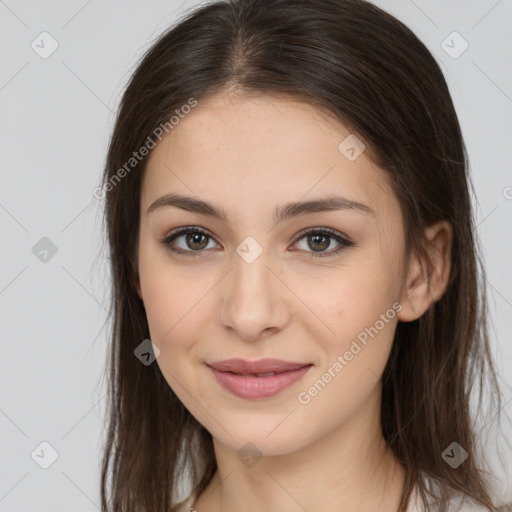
[206,358,313,399]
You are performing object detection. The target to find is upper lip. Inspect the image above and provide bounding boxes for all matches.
[207,358,311,374]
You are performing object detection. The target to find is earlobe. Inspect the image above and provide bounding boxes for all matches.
[135,277,143,301]
[397,256,433,322]
[397,221,452,323]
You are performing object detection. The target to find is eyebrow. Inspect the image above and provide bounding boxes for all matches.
[146,193,376,223]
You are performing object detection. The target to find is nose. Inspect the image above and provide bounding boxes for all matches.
[218,250,290,343]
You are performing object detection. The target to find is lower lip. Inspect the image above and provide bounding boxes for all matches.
[207,364,312,399]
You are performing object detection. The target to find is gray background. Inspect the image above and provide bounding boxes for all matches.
[1,0,511,510]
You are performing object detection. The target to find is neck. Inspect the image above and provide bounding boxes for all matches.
[192,385,406,512]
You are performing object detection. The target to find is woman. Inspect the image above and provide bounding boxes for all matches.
[98,0,510,510]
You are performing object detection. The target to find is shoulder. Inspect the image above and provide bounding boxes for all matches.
[407,492,490,511]
[171,494,197,512]
[406,477,496,512]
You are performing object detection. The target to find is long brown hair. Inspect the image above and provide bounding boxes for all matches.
[98,0,508,510]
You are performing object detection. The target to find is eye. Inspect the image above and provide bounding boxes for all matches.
[160,226,220,256]
[292,227,353,258]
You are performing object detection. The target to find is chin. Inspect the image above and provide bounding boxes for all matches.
[209,420,314,458]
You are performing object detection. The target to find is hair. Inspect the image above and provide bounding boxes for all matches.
[98,0,509,511]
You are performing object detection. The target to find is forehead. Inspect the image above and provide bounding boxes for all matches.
[141,92,399,226]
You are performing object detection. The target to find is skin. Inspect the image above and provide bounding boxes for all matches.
[135,90,452,512]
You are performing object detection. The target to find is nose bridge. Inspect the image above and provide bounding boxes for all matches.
[232,246,272,298]
[219,243,287,341]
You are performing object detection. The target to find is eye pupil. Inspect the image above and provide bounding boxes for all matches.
[309,234,329,251]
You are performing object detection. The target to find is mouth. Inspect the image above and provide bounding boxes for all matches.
[206,358,313,399]
[207,358,311,374]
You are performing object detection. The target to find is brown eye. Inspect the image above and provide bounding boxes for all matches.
[307,233,331,252]
[185,232,209,250]
[293,228,353,258]
[160,227,219,255]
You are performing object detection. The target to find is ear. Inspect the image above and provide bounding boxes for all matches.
[132,252,144,302]
[134,269,143,302]
[136,279,143,300]
[397,220,452,322]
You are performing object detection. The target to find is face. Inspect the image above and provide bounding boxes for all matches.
[136,91,410,456]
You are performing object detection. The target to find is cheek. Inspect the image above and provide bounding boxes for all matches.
[296,275,399,427]
[138,246,189,350]
[138,250,216,368]
[311,264,400,375]
[139,266,206,402]
[306,263,398,335]
[143,281,202,354]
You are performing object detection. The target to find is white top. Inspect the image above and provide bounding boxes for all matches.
[406,483,491,511]
[174,487,492,512]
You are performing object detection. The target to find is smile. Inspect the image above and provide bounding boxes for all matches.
[206,359,313,399]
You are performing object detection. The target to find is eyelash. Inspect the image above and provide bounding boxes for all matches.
[159,226,353,258]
